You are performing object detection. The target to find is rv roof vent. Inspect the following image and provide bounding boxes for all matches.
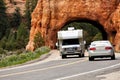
[68,27,74,30]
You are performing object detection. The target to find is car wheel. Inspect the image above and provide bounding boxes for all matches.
[78,54,81,57]
[111,54,115,60]
[89,57,94,61]
[62,55,66,59]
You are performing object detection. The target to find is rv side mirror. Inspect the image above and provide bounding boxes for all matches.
[56,42,58,47]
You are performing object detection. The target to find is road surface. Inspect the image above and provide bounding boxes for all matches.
[0,50,120,80]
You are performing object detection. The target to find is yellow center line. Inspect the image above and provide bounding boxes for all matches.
[0,58,87,78]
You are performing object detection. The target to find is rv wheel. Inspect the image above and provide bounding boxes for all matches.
[62,55,66,59]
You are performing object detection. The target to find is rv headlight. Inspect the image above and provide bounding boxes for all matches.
[77,47,81,51]
[61,48,65,52]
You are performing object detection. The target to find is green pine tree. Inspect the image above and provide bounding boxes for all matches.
[25,0,38,29]
[10,7,21,29]
[16,23,29,49]
[0,0,9,39]
[34,32,45,49]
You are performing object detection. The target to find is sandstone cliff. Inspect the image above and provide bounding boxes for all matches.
[5,0,26,15]
[26,0,120,52]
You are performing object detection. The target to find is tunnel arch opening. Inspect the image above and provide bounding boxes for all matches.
[60,19,108,46]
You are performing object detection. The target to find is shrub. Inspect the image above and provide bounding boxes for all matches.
[2,23,29,51]
[34,46,50,54]
[0,46,50,68]
[25,0,38,29]
[34,32,45,49]
[0,48,7,60]
[0,37,7,49]
[0,0,10,39]
[92,32,103,41]
[16,23,29,49]
[5,41,16,51]
[10,7,21,28]
[0,48,6,55]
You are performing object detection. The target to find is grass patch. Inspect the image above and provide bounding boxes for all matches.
[0,46,50,68]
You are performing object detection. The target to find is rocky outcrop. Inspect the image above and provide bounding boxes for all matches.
[26,0,120,52]
[5,0,26,15]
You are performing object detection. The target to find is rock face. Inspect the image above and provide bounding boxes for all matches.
[26,0,120,52]
[5,0,26,15]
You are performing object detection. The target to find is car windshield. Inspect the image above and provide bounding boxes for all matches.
[91,43,108,46]
[62,39,79,45]
[90,41,111,46]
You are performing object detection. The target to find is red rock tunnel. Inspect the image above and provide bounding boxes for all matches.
[26,0,120,52]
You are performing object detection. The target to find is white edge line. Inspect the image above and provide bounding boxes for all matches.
[55,62,120,80]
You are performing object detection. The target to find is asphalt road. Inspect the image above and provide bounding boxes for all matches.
[0,50,120,80]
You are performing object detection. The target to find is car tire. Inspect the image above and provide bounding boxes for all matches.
[111,54,115,60]
[89,57,94,61]
[62,55,66,59]
[78,54,81,57]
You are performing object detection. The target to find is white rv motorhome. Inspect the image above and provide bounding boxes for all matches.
[57,27,85,59]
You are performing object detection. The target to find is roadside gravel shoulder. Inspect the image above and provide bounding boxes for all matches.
[25,50,61,64]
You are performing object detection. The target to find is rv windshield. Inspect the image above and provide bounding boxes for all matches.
[62,39,79,45]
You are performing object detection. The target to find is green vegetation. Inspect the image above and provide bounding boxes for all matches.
[34,32,45,49]
[0,0,39,51]
[25,0,38,29]
[0,46,50,68]
[10,7,21,28]
[16,23,29,49]
[0,0,10,39]
[0,0,39,50]
[0,0,44,68]
[0,23,29,51]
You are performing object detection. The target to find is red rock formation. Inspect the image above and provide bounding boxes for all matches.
[26,0,120,52]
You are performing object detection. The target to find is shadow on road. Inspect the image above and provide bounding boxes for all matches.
[92,58,117,61]
[62,55,88,59]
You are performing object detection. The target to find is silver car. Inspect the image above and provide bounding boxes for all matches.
[88,40,115,61]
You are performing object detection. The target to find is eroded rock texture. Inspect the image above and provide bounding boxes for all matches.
[5,0,26,15]
[26,0,120,52]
